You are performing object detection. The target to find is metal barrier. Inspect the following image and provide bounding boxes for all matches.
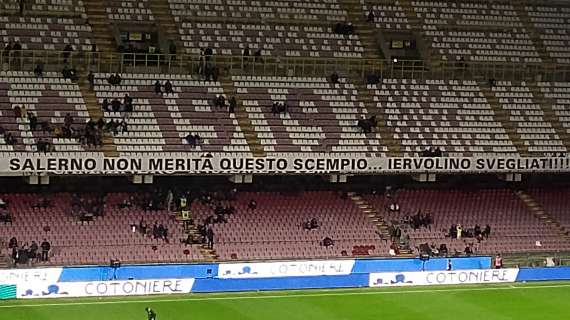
[1,49,570,81]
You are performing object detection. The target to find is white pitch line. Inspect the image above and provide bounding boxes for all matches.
[2,283,570,309]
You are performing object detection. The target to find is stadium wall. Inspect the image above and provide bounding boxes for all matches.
[7,258,570,299]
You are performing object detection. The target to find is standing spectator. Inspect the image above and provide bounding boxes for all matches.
[367,10,375,22]
[456,224,462,239]
[330,72,339,84]
[29,241,38,262]
[19,0,25,16]
[229,96,237,113]
[63,44,73,60]
[34,63,43,77]
[64,113,73,129]
[154,80,162,95]
[8,236,17,248]
[206,227,214,249]
[40,239,51,261]
[29,113,38,131]
[102,98,109,112]
[494,254,503,269]
[169,40,177,56]
[447,259,453,271]
[5,133,16,145]
[164,80,174,94]
[483,224,491,239]
[87,72,95,90]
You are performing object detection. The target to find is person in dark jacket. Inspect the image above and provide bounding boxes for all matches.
[40,239,51,261]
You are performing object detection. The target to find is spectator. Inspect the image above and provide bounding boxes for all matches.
[13,105,22,118]
[330,72,339,84]
[63,44,73,59]
[0,125,4,136]
[439,244,448,256]
[464,244,473,256]
[111,98,121,112]
[34,63,43,77]
[29,113,38,131]
[248,199,257,211]
[322,236,334,247]
[154,80,162,95]
[456,224,462,239]
[91,44,97,53]
[29,241,38,262]
[8,236,17,248]
[19,0,25,16]
[229,96,237,113]
[40,239,51,261]
[13,41,22,52]
[87,72,95,90]
[242,45,250,66]
[228,99,235,114]
[367,10,375,22]
[5,133,16,145]
[494,254,503,269]
[119,119,128,133]
[102,98,110,112]
[169,40,177,56]
[164,80,174,94]
[206,227,214,249]
[483,224,491,239]
[123,94,133,111]
[215,95,226,109]
[488,78,496,87]
[3,42,13,58]
[446,259,452,271]
[64,113,73,128]
[185,133,201,148]
[254,49,263,63]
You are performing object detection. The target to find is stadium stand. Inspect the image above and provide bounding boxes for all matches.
[0,71,91,152]
[234,75,388,154]
[183,191,388,260]
[2,0,570,270]
[93,73,251,154]
[175,22,363,58]
[526,4,570,64]
[0,192,204,265]
[365,189,570,255]
[368,78,517,157]
[167,0,348,22]
[0,16,93,52]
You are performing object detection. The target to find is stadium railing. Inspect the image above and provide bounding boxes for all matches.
[2,49,570,82]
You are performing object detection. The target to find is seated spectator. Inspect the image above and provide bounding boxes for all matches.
[488,78,496,87]
[310,218,319,229]
[34,63,44,77]
[357,115,377,133]
[111,98,121,112]
[439,243,448,256]
[388,201,400,212]
[322,236,334,247]
[464,244,473,256]
[5,133,16,145]
[248,199,257,211]
[366,72,380,85]
[3,42,13,57]
[215,95,226,109]
[169,40,177,56]
[271,102,287,115]
[154,80,162,95]
[242,45,250,65]
[0,125,4,136]
[13,105,21,118]
[13,41,22,53]
[367,10,375,22]
[164,80,174,94]
[185,133,201,148]
[330,72,339,84]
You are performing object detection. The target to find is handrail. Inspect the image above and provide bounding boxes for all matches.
[1,49,569,82]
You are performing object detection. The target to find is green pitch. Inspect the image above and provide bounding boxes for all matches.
[1,282,569,320]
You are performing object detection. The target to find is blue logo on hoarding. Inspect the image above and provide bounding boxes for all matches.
[22,284,68,297]
[373,274,413,286]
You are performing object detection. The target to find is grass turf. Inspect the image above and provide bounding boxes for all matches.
[1,282,569,320]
